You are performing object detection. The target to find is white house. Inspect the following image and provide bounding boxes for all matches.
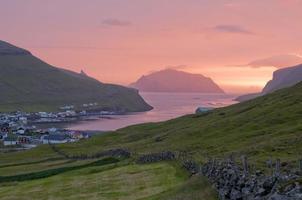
[3,135,18,146]
[41,134,69,144]
[16,128,25,135]
[195,107,214,114]
[18,117,28,125]
[0,132,7,140]
[48,127,57,133]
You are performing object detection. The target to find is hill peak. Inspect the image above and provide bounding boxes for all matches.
[152,69,206,77]
[0,40,31,56]
[0,40,152,112]
[131,69,224,93]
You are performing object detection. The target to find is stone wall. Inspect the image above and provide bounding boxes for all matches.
[136,151,302,199]
[48,144,302,199]
[136,151,176,164]
[49,143,130,160]
[202,158,302,200]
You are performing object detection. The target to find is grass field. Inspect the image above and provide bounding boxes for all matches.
[26,82,301,168]
[1,82,301,199]
[0,157,216,200]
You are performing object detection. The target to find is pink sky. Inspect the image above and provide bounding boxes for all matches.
[1,0,302,93]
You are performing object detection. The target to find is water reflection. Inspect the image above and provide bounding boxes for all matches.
[66,92,237,131]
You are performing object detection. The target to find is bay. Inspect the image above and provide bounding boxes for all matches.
[66,92,237,131]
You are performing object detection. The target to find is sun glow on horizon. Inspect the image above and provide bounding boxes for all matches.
[2,0,302,94]
[181,65,276,93]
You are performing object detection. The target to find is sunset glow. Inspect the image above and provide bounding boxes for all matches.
[1,1,302,198]
[1,0,302,93]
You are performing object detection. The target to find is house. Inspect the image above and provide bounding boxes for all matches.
[79,110,87,116]
[18,136,30,144]
[18,116,28,125]
[0,123,9,132]
[41,134,69,144]
[195,107,214,114]
[38,112,50,118]
[70,132,90,140]
[8,121,18,128]
[22,138,41,149]
[0,132,7,140]
[48,127,57,133]
[3,135,18,146]
[65,110,76,117]
[16,127,25,135]
[60,105,74,110]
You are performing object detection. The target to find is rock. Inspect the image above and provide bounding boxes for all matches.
[136,151,176,164]
[230,189,242,200]
[201,158,302,200]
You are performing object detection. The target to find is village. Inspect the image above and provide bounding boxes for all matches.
[0,103,115,150]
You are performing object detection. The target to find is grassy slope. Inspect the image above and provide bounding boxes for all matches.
[1,82,302,165]
[0,54,152,112]
[0,158,216,200]
[1,82,301,199]
[148,175,217,200]
[54,82,302,167]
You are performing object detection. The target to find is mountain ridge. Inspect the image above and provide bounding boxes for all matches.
[0,40,31,56]
[0,40,152,112]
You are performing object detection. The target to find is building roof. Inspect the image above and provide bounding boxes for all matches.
[44,134,68,141]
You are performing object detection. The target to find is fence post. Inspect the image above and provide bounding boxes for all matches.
[230,153,235,164]
[275,159,281,177]
[209,158,216,175]
[241,155,248,175]
[267,158,273,176]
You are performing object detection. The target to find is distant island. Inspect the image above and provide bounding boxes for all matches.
[0,40,152,112]
[130,69,224,93]
[236,63,302,102]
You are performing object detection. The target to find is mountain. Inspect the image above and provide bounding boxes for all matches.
[262,64,302,93]
[0,40,152,112]
[236,64,302,102]
[248,54,302,68]
[130,69,224,93]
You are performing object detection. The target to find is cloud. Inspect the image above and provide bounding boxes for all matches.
[231,54,302,69]
[224,1,241,8]
[102,18,132,27]
[212,25,254,35]
[247,54,302,68]
[28,45,125,51]
[165,65,188,70]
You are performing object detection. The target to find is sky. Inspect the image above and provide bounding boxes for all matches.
[1,0,302,93]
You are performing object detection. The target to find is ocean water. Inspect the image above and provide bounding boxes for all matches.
[66,92,238,131]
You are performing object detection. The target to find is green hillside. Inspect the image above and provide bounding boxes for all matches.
[56,81,302,166]
[0,40,152,112]
[0,82,301,200]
